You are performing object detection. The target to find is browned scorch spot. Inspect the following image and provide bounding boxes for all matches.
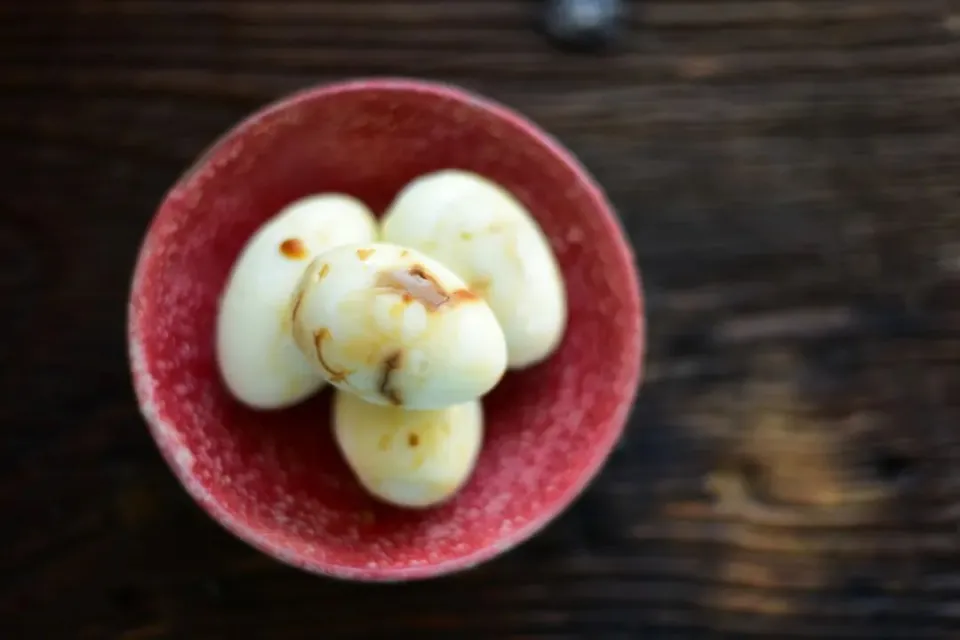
[313,328,350,383]
[450,289,479,303]
[279,238,307,259]
[290,288,305,324]
[378,350,404,405]
[376,264,450,310]
[376,264,480,311]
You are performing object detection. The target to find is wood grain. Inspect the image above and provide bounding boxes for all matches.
[2,0,960,637]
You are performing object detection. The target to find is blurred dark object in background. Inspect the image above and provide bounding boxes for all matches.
[541,0,625,53]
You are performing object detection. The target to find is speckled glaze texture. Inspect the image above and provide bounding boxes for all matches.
[128,79,644,581]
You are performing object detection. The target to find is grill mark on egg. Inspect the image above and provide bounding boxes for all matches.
[279,237,307,259]
[290,287,305,325]
[377,264,451,310]
[379,349,404,405]
[450,289,479,303]
[313,327,350,383]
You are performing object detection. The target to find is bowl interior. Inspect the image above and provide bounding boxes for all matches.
[129,80,643,579]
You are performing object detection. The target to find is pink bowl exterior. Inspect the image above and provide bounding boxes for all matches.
[128,78,644,581]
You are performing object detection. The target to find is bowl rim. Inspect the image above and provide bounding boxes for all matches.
[127,77,645,582]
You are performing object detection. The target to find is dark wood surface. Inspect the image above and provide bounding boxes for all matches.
[3,1,960,637]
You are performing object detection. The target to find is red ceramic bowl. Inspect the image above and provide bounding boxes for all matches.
[128,79,643,581]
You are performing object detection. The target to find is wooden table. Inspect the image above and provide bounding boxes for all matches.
[3,1,960,637]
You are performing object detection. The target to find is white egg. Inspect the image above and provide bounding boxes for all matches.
[290,242,507,410]
[381,169,567,369]
[333,390,483,509]
[216,194,378,409]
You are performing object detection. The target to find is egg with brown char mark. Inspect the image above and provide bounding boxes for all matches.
[382,170,567,369]
[333,390,483,509]
[215,194,378,409]
[290,242,508,410]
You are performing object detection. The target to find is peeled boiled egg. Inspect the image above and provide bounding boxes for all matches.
[216,194,378,409]
[290,242,507,410]
[381,170,567,369]
[333,390,483,509]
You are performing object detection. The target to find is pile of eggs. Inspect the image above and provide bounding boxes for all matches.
[216,170,567,509]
